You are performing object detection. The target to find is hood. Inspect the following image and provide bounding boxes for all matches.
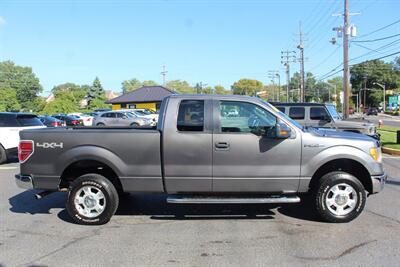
[334,119,375,130]
[311,128,375,142]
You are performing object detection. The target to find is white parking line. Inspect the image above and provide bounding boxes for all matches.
[0,166,18,170]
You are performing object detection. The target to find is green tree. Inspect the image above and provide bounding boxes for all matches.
[0,60,43,111]
[351,59,400,107]
[231,79,263,96]
[166,80,194,93]
[142,80,158,87]
[0,87,21,111]
[87,77,106,108]
[214,85,230,95]
[121,78,142,94]
[42,91,78,114]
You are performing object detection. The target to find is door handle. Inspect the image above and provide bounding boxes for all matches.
[215,142,230,150]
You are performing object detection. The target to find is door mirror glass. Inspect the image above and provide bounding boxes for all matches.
[275,122,291,139]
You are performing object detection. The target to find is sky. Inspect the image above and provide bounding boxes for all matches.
[0,0,399,95]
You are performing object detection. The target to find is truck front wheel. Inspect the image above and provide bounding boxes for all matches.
[314,171,366,223]
[66,173,119,225]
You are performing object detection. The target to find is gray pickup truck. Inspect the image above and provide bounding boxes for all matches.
[16,95,386,225]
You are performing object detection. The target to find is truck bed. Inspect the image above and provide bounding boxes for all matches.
[20,127,164,192]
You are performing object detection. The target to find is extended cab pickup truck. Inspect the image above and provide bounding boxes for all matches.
[16,95,386,225]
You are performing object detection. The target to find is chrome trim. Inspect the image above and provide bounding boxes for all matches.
[15,174,34,189]
[167,196,301,204]
[371,172,387,194]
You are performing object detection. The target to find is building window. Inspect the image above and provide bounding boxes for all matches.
[120,103,127,108]
[128,104,136,109]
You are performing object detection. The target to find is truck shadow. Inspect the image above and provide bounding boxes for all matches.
[9,191,320,223]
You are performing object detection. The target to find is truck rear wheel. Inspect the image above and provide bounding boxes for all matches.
[66,173,119,225]
[314,171,366,223]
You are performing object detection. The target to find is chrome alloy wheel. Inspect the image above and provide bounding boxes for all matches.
[74,186,106,218]
[325,183,358,216]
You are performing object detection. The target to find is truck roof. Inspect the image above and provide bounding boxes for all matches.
[167,94,261,101]
[270,102,334,107]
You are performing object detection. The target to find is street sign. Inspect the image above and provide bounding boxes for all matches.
[388,95,399,109]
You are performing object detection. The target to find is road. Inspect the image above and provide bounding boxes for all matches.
[1,158,400,267]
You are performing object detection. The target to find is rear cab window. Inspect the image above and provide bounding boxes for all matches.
[177,100,204,131]
[289,107,305,120]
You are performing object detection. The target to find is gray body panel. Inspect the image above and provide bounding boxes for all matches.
[19,95,384,196]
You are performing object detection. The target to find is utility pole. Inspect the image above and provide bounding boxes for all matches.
[297,22,305,102]
[343,0,350,118]
[332,1,359,118]
[161,65,168,86]
[268,70,280,101]
[281,50,296,102]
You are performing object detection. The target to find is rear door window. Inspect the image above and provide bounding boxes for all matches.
[289,107,305,120]
[177,100,204,131]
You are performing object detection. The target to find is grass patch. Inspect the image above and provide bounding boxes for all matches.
[377,127,400,150]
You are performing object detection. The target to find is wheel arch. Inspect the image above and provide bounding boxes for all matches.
[59,159,123,193]
[309,158,372,193]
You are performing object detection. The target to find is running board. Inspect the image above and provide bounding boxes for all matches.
[167,195,301,204]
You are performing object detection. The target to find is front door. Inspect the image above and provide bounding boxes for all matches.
[212,100,302,193]
[306,106,333,128]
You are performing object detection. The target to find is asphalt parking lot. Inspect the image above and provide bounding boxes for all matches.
[1,157,400,267]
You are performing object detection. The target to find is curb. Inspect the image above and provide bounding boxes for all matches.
[382,147,400,156]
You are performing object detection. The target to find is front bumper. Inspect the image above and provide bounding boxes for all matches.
[371,172,387,193]
[15,174,34,190]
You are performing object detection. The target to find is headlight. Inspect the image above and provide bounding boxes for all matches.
[370,147,382,163]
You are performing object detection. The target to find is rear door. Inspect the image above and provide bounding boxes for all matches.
[162,98,213,193]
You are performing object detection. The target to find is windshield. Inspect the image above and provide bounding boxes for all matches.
[134,110,147,116]
[326,105,341,121]
[260,100,304,131]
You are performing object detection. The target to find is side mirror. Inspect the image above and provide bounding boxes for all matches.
[276,122,291,139]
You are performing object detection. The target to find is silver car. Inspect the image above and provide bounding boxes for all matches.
[92,111,152,127]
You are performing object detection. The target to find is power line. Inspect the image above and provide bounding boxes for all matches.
[356,18,400,39]
[351,33,400,43]
[309,45,340,72]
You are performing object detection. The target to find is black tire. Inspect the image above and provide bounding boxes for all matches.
[130,122,140,128]
[314,171,366,223]
[0,144,7,164]
[96,123,105,127]
[66,173,119,225]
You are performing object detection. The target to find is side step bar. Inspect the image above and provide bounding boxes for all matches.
[167,195,301,204]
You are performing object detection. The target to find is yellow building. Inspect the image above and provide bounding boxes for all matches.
[107,86,176,112]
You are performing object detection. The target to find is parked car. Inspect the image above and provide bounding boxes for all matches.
[67,113,94,126]
[92,111,151,127]
[0,113,45,164]
[94,108,111,113]
[366,107,379,116]
[271,102,379,140]
[52,114,84,126]
[16,95,385,225]
[115,110,157,126]
[38,115,66,127]
[131,109,159,122]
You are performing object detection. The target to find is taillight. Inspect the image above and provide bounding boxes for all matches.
[71,120,77,125]
[51,121,58,127]
[18,140,34,163]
